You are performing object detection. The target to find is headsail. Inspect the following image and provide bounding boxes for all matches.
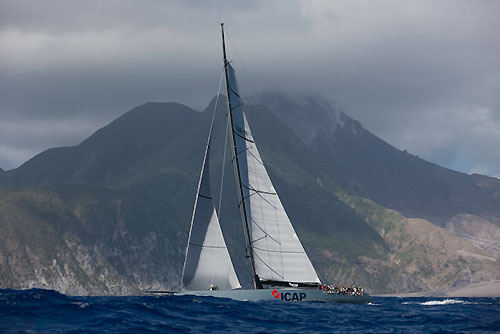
[222,25,321,286]
[181,104,241,291]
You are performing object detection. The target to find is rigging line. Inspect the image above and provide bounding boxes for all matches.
[243,192,257,201]
[225,35,286,282]
[242,184,278,209]
[243,183,277,196]
[217,75,230,219]
[251,219,281,245]
[189,242,227,249]
[275,185,285,280]
[181,69,223,290]
[253,252,284,279]
[251,235,267,244]
[250,218,291,223]
[225,30,263,104]
[242,110,276,279]
[225,32,273,173]
[234,131,254,143]
[230,102,243,111]
[210,68,225,288]
[236,146,250,156]
[254,188,277,209]
[252,246,305,254]
[246,147,265,166]
[229,86,241,98]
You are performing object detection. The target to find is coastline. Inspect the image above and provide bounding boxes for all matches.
[375,280,500,298]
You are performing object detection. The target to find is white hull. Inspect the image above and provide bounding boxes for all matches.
[172,288,371,303]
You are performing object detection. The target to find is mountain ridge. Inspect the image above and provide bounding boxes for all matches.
[259,92,500,227]
[1,94,499,295]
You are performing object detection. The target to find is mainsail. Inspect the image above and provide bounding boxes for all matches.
[181,110,241,291]
[222,25,321,286]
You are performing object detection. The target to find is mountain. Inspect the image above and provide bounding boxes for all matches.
[0,185,183,294]
[1,95,499,295]
[259,92,500,227]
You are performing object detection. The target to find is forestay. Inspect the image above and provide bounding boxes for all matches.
[181,122,241,291]
[226,63,321,285]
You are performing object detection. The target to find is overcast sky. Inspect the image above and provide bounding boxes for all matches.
[1,0,499,177]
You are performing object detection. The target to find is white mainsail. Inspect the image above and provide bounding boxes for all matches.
[181,116,241,291]
[225,63,321,285]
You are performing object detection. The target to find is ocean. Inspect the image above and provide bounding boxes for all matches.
[1,289,499,333]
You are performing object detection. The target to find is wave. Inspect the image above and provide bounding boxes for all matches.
[2,289,499,333]
[72,301,91,309]
[419,299,469,306]
[402,299,479,306]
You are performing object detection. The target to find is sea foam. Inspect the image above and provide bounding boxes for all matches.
[419,299,468,306]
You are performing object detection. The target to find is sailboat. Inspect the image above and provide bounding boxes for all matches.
[170,24,370,303]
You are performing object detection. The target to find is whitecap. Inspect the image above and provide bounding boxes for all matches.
[141,302,154,309]
[419,299,468,306]
[72,301,91,309]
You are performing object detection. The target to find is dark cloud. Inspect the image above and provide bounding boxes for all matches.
[0,0,499,177]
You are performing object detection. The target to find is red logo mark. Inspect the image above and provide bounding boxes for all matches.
[272,289,280,299]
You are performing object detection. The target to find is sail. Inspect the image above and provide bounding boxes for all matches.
[225,63,321,284]
[182,133,241,291]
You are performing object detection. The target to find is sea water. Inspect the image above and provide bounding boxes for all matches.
[1,289,499,333]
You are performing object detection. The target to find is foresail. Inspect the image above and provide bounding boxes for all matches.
[226,63,321,285]
[182,134,241,291]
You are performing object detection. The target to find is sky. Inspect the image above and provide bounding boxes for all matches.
[1,0,499,177]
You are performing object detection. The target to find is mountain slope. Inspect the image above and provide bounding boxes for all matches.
[1,99,392,293]
[338,193,500,291]
[0,185,184,294]
[5,102,201,189]
[1,96,499,295]
[260,92,500,227]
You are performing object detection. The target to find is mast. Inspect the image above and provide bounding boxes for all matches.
[221,23,261,289]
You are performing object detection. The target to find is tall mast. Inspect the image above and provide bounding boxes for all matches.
[221,23,261,289]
